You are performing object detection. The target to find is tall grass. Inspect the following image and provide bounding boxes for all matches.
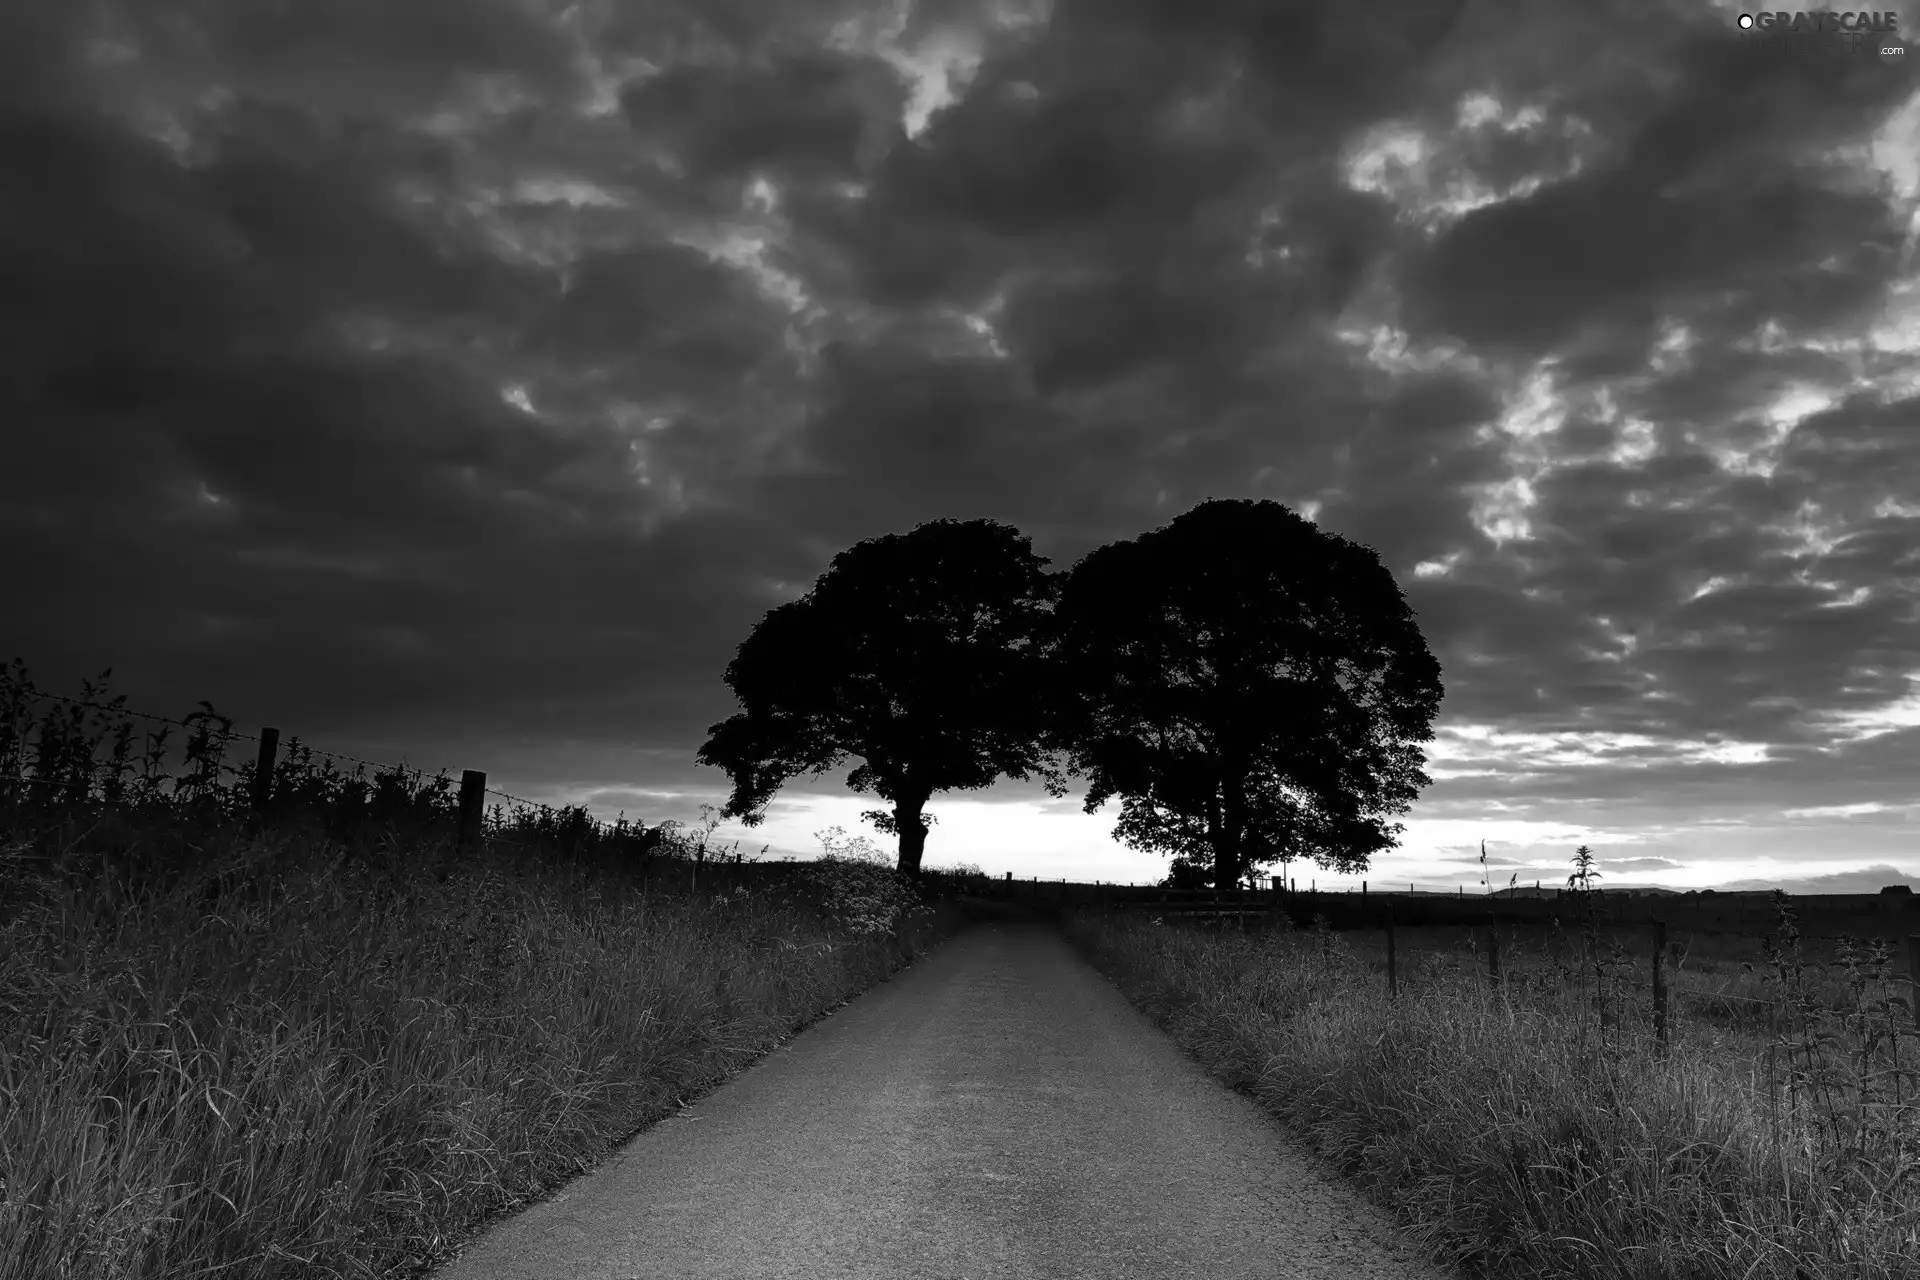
[1063,883,1920,1279]
[0,661,983,1279]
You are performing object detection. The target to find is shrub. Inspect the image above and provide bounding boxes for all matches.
[762,827,934,940]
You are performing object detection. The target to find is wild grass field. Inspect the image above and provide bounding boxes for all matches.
[0,663,986,1280]
[1060,883,1920,1280]
[13,658,1919,1279]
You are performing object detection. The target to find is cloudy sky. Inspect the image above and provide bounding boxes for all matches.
[6,0,1920,893]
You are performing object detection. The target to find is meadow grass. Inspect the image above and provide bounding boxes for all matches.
[1060,891,1920,1279]
[0,663,984,1280]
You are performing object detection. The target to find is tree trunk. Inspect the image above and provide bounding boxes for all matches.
[1211,839,1238,893]
[894,794,930,879]
[1215,776,1249,893]
[1202,787,1233,893]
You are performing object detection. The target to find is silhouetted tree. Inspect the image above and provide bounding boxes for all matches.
[696,518,1065,878]
[1044,498,1443,893]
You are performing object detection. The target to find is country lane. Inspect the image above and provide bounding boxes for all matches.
[428,915,1458,1280]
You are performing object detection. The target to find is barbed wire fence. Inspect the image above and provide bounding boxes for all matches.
[3,687,571,811]
[0,677,762,874]
[0,671,1032,890]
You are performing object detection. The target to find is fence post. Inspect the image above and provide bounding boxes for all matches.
[458,770,486,853]
[250,727,279,829]
[1386,904,1397,1000]
[1653,918,1669,1053]
[1362,879,1367,905]
[1487,923,1500,989]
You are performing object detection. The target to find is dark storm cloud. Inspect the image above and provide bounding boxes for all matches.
[519,242,789,380]
[1407,167,1902,361]
[773,338,1064,526]
[1307,370,1511,573]
[1775,390,1920,518]
[3,0,1917,876]
[1398,378,1920,769]
[1049,0,1476,138]
[869,73,1244,247]
[622,49,906,190]
[195,110,543,322]
[120,0,579,117]
[0,0,792,778]
[1628,345,1862,430]
[1351,6,1920,840]
[1400,29,1912,359]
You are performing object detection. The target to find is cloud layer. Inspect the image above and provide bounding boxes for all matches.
[5,0,1918,886]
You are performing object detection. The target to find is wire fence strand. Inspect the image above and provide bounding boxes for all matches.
[8,688,255,738]
[5,688,619,823]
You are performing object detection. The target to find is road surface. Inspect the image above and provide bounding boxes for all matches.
[429,913,1456,1280]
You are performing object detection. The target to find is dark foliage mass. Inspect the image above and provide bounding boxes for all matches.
[698,500,1445,889]
[1045,498,1445,891]
[696,518,1067,877]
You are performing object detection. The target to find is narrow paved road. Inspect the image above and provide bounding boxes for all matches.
[430,918,1456,1280]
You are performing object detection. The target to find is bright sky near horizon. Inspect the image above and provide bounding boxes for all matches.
[6,0,1920,896]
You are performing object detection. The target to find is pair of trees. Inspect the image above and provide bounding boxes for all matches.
[695,499,1444,893]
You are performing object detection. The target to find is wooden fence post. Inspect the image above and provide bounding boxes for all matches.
[1487,923,1500,989]
[1652,919,1669,1053]
[1386,904,1397,1000]
[458,770,485,853]
[250,727,279,828]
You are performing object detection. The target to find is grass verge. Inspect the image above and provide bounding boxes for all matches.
[1059,898,1920,1280]
[2,821,984,1280]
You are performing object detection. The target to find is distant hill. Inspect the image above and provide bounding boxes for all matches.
[1703,865,1920,896]
[1513,865,1920,898]
[1461,884,1691,901]
[1359,867,1920,900]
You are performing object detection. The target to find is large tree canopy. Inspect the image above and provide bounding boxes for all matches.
[1043,498,1444,892]
[695,518,1064,878]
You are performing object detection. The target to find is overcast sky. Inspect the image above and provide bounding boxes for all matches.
[5,0,1919,893]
